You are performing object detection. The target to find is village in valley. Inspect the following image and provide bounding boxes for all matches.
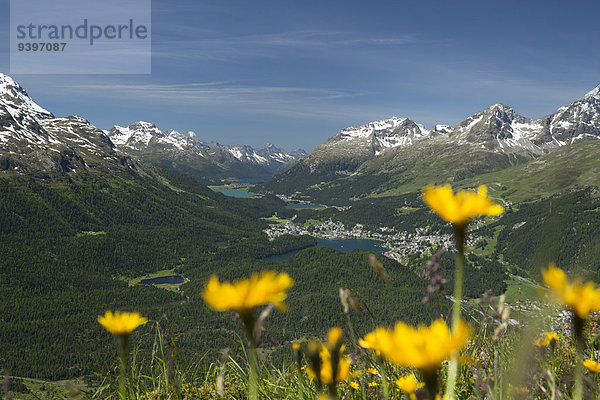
[263,216,484,263]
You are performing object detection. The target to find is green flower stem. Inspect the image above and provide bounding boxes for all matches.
[117,334,129,400]
[380,365,390,400]
[424,369,439,400]
[445,224,466,399]
[343,312,366,400]
[573,315,585,400]
[248,345,259,400]
[241,312,259,400]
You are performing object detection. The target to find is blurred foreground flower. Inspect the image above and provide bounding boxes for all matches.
[542,263,600,319]
[361,319,470,398]
[422,184,503,228]
[396,374,424,400]
[533,332,558,347]
[542,263,600,400]
[583,359,600,373]
[306,327,350,398]
[98,311,147,336]
[202,271,293,400]
[98,310,147,400]
[202,270,294,315]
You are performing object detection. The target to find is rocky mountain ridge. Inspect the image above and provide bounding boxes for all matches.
[0,73,305,180]
[262,83,600,197]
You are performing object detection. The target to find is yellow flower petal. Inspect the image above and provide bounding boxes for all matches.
[328,327,343,346]
[202,271,294,315]
[542,263,600,318]
[308,328,351,385]
[584,359,600,373]
[423,184,503,227]
[396,374,419,394]
[360,319,471,372]
[97,310,147,336]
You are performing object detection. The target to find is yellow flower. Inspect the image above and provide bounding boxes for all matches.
[328,326,343,344]
[349,381,359,390]
[97,311,147,336]
[533,332,558,347]
[367,367,378,375]
[422,184,503,227]
[395,374,424,394]
[307,328,351,385]
[542,263,600,319]
[360,319,470,372]
[292,343,301,351]
[367,382,378,387]
[583,359,600,373]
[319,345,351,384]
[202,271,294,315]
[358,326,390,355]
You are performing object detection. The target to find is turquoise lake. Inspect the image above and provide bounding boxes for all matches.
[263,238,387,262]
[211,188,260,198]
[211,188,321,208]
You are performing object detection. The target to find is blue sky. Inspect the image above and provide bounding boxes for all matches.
[2,0,600,151]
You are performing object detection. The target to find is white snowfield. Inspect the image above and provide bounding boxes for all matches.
[322,84,600,158]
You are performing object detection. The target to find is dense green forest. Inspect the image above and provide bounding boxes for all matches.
[3,160,600,383]
[0,171,313,379]
[0,170,441,381]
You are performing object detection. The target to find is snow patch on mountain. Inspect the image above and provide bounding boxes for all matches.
[107,121,306,169]
[0,73,53,120]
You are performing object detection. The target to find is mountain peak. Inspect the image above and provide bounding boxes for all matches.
[335,116,416,142]
[582,85,600,100]
[0,73,54,119]
[490,103,509,108]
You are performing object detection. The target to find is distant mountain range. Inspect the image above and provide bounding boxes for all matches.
[261,83,600,201]
[106,121,307,182]
[0,73,306,182]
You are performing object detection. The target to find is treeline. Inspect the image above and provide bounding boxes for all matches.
[0,171,315,380]
[484,187,600,280]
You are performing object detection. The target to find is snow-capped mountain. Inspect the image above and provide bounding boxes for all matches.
[309,84,600,162]
[449,104,547,155]
[329,116,434,155]
[297,116,442,175]
[0,73,127,175]
[107,121,306,167]
[538,85,600,145]
[265,83,600,195]
[0,73,305,180]
[448,85,600,154]
[0,74,53,121]
[106,121,307,181]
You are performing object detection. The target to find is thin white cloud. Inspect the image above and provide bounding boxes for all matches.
[48,80,371,120]
[150,30,422,60]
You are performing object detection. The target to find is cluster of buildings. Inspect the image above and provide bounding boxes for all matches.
[264,218,482,262]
